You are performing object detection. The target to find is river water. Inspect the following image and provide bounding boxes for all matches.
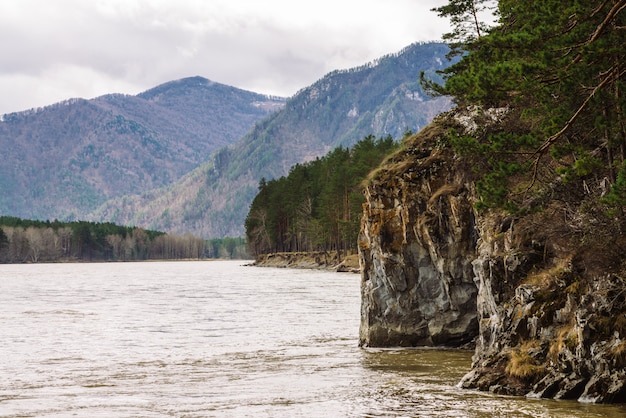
[1,260,625,417]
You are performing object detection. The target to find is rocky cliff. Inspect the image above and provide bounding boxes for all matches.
[358,117,479,347]
[358,108,626,403]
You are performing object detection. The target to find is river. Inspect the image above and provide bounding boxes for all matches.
[1,260,625,417]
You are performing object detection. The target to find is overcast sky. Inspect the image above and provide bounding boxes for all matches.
[0,0,452,115]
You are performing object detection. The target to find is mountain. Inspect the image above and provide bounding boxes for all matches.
[92,42,454,237]
[0,77,285,220]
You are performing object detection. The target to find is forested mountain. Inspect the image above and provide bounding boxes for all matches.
[92,42,453,238]
[0,77,285,220]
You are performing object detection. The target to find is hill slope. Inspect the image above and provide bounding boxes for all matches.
[0,77,284,220]
[92,42,453,237]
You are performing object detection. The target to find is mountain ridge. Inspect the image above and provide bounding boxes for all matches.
[91,42,454,237]
[0,77,285,220]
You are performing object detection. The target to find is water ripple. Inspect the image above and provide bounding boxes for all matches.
[1,261,625,417]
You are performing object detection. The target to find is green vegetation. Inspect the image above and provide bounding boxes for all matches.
[427,0,626,212]
[205,237,248,259]
[431,0,494,57]
[245,135,400,256]
[0,216,206,263]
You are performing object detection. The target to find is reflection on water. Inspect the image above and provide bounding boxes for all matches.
[0,260,625,417]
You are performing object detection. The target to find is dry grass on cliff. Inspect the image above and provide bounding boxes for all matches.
[505,340,546,383]
[428,184,461,207]
[548,325,578,361]
[523,258,570,289]
[364,121,451,184]
[610,340,626,367]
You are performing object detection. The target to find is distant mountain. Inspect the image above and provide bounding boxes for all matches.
[0,77,285,220]
[92,42,454,237]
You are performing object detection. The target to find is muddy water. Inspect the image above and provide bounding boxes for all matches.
[1,260,624,417]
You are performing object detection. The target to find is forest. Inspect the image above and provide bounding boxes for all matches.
[245,134,400,256]
[0,217,209,263]
[426,0,626,213]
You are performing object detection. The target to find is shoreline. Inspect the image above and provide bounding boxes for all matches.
[252,251,360,273]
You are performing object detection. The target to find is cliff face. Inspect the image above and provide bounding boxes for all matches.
[358,120,479,347]
[358,109,626,403]
[461,212,626,402]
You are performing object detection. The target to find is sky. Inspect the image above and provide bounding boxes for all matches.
[0,0,452,115]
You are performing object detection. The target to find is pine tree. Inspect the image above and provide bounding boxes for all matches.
[431,0,496,57]
[431,0,626,210]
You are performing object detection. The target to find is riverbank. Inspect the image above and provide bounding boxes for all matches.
[252,251,360,273]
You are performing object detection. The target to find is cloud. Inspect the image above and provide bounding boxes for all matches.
[0,0,450,114]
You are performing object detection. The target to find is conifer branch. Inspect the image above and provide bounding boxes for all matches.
[590,0,613,19]
[573,0,626,64]
[589,0,626,43]
[534,67,621,157]
[523,66,626,194]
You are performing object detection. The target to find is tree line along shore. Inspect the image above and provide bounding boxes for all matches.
[0,217,247,263]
